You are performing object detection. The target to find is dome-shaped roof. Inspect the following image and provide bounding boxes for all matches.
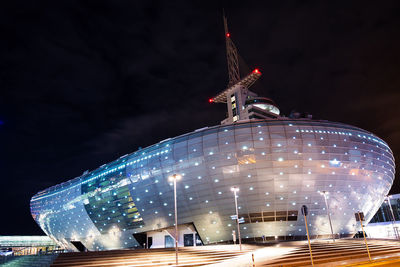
[245,97,278,107]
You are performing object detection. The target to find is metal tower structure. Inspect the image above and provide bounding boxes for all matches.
[223,15,240,87]
[210,14,280,125]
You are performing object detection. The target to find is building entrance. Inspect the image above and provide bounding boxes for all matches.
[147,237,153,248]
[70,241,87,252]
[184,234,194,246]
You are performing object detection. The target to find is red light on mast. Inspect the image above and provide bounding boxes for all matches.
[253,68,261,74]
[226,33,230,37]
[209,98,214,103]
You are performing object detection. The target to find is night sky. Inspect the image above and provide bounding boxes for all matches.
[1,1,399,235]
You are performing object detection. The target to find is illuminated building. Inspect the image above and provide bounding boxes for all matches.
[0,236,57,256]
[365,194,400,239]
[30,16,395,251]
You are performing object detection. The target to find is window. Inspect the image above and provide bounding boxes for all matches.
[165,235,174,248]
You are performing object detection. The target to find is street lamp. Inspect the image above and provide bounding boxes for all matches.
[230,186,242,251]
[320,191,335,242]
[168,174,182,266]
[386,195,399,239]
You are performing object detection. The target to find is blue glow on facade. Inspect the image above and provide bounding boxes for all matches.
[30,119,395,251]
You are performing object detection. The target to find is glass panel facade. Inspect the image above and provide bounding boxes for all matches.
[30,120,395,250]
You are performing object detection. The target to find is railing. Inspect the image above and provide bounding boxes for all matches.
[1,249,65,265]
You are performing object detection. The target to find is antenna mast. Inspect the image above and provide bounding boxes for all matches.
[209,12,280,125]
[223,14,240,87]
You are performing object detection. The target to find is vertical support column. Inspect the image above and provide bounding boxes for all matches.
[234,189,242,251]
[322,191,335,242]
[226,94,233,122]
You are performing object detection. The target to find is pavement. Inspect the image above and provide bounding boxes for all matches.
[36,238,400,267]
[208,244,298,267]
[344,257,400,266]
[209,239,400,267]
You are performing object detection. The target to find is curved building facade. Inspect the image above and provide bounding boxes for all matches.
[31,119,395,251]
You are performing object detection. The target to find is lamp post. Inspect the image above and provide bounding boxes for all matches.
[386,195,399,239]
[168,174,182,266]
[321,191,335,242]
[230,186,242,251]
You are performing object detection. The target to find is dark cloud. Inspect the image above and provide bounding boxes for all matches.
[0,1,399,234]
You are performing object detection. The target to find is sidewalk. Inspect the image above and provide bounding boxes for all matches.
[208,243,299,267]
[344,257,400,266]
